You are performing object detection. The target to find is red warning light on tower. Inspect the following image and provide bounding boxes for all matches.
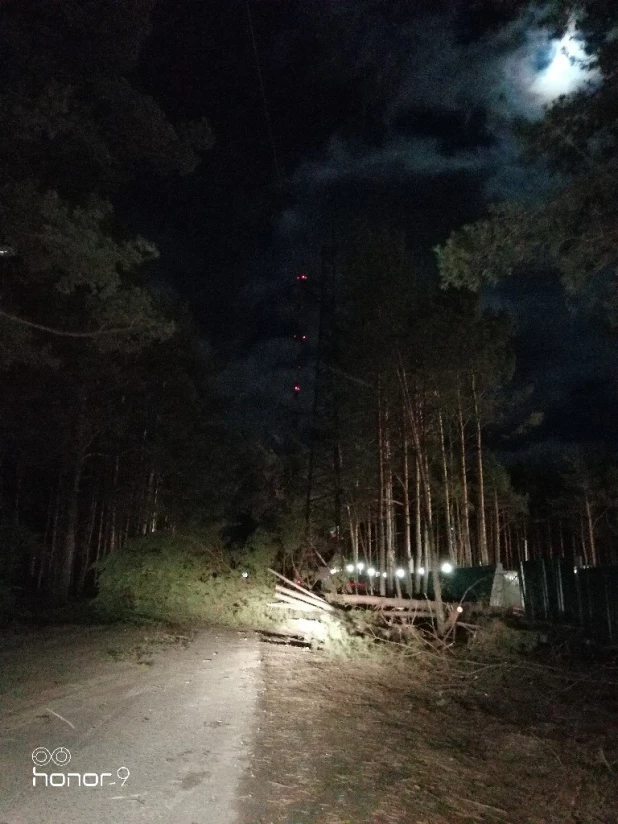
[293,384,301,394]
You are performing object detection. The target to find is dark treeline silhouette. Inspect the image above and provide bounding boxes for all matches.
[2,0,618,614]
[0,0,231,606]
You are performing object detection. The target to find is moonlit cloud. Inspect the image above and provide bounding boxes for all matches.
[293,7,598,198]
[296,135,486,190]
[501,18,597,118]
[233,5,603,433]
[529,21,598,102]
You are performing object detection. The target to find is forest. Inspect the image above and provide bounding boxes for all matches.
[0,0,617,618]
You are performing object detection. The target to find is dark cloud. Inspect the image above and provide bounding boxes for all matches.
[278,2,596,211]
[141,2,601,443]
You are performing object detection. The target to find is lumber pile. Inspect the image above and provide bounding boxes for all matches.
[266,570,465,649]
[268,569,335,614]
[268,570,447,623]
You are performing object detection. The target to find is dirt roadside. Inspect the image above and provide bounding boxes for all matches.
[239,641,618,824]
[2,622,617,824]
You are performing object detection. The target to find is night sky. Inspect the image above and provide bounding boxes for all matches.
[122,0,612,448]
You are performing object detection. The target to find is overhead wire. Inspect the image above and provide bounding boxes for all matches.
[245,0,307,405]
[245,0,284,188]
[243,2,338,545]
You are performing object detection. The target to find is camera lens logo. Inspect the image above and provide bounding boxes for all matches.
[31,747,71,767]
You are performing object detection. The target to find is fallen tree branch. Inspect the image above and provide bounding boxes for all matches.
[0,308,150,338]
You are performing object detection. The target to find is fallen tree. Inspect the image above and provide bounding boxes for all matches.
[267,569,464,652]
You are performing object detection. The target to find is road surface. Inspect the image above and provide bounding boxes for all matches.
[0,626,260,824]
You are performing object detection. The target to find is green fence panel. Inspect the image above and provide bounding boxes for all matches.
[427,565,496,603]
[521,560,618,643]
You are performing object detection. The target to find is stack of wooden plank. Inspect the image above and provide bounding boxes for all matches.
[268,569,335,614]
[266,570,466,643]
[268,570,446,622]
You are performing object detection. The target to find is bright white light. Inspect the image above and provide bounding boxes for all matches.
[356,562,364,572]
[441,562,454,574]
[395,568,405,579]
[367,567,376,577]
[531,22,597,101]
[382,572,387,578]
[330,567,339,575]
[345,563,355,573]
[241,571,248,578]
[418,567,425,576]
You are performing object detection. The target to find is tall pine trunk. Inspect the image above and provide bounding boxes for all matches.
[438,408,455,562]
[471,372,488,565]
[402,420,413,595]
[493,487,500,565]
[414,456,422,594]
[584,495,597,566]
[456,386,472,566]
[399,363,445,631]
[377,385,386,595]
[50,455,84,605]
[383,403,397,595]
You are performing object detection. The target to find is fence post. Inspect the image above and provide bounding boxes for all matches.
[540,559,550,622]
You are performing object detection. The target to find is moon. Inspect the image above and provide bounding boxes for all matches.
[531,23,596,102]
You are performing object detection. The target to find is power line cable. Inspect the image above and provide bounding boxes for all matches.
[245,0,283,187]
[245,0,308,406]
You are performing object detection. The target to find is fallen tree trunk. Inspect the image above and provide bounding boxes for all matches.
[326,594,441,611]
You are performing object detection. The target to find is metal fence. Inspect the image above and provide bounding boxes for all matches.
[519,559,618,643]
[424,565,495,602]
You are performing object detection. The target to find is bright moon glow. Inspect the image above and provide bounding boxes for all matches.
[531,23,596,101]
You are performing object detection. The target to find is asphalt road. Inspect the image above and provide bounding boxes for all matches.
[0,627,260,824]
